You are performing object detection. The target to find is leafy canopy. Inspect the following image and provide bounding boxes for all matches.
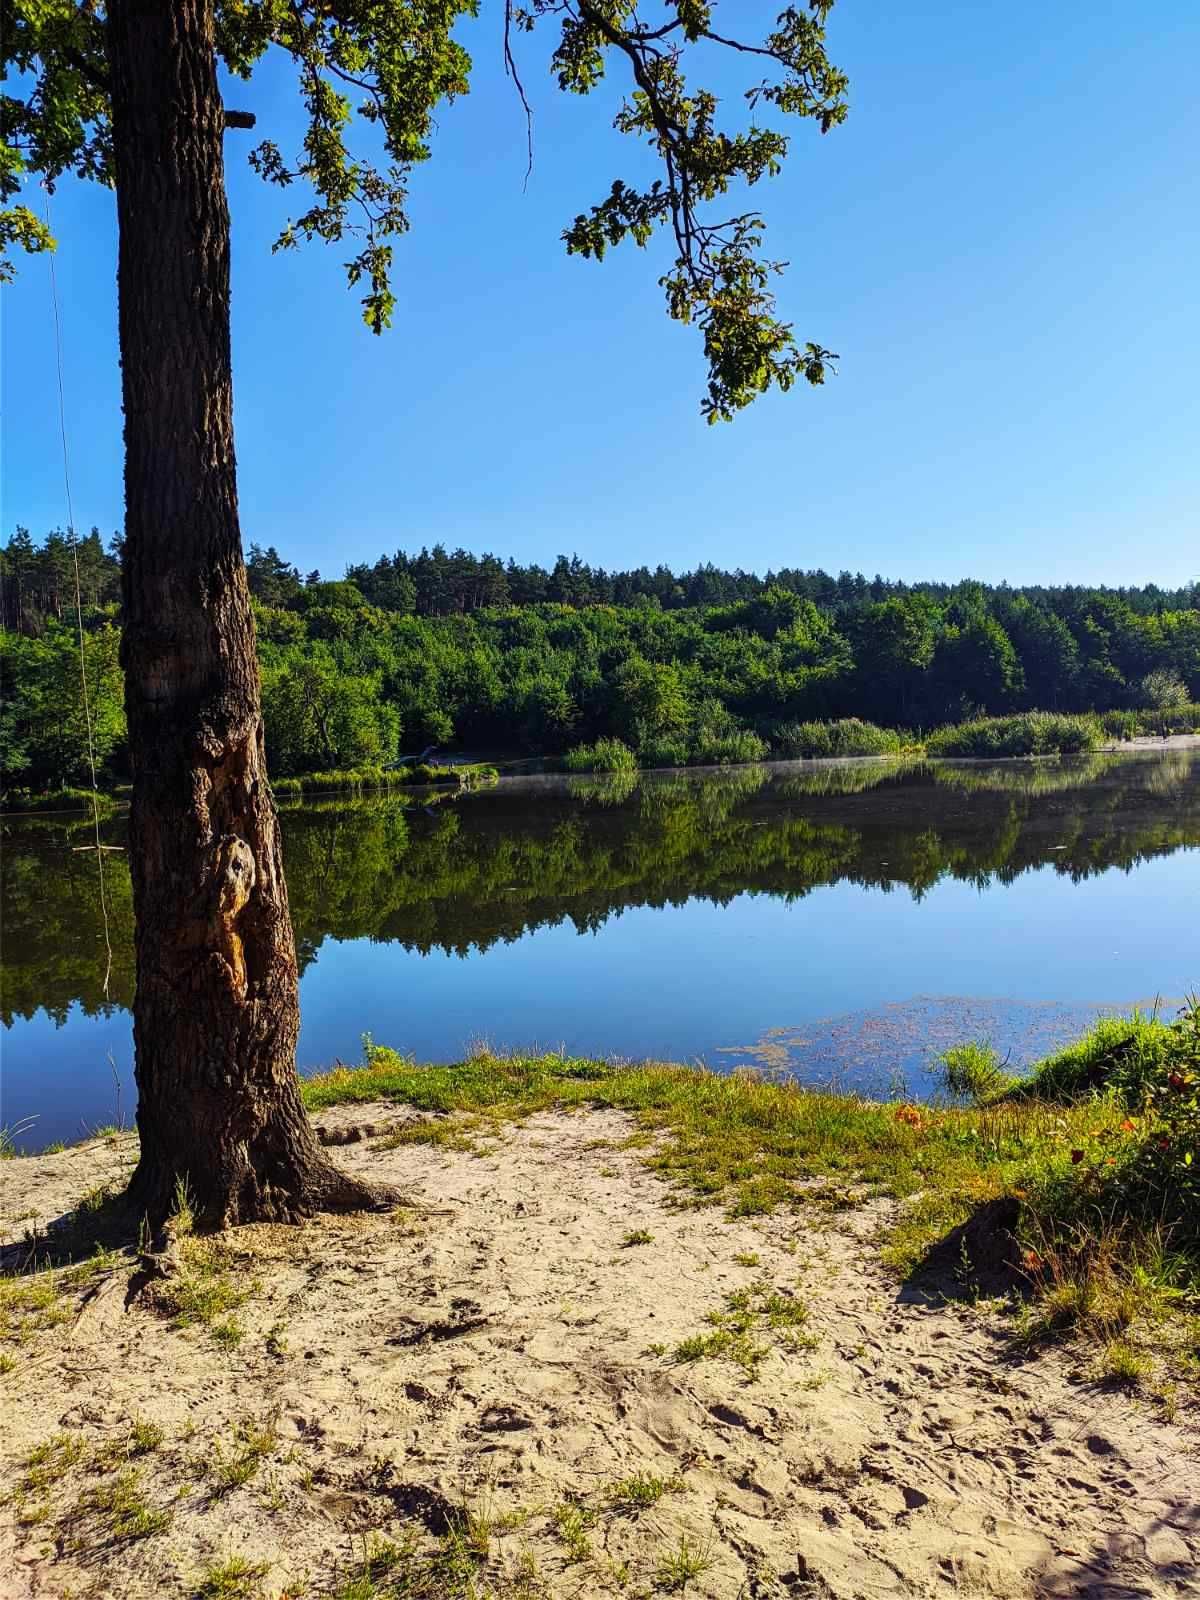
[2,0,848,419]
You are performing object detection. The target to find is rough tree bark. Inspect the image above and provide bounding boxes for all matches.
[106,0,394,1228]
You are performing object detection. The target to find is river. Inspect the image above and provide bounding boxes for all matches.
[2,749,1198,1148]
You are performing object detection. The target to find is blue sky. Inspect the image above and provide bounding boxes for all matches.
[4,2,1198,587]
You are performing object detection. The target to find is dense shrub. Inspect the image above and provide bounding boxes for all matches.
[774,718,905,759]
[925,712,1101,757]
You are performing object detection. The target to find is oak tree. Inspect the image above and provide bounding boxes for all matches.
[2,0,848,1227]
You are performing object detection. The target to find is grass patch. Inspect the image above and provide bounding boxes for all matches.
[208,1414,279,1496]
[1100,1338,1149,1388]
[21,1432,87,1495]
[1005,1011,1180,1103]
[0,1271,72,1345]
[653,1533,713,1592]
[937,1041,1016,1104]
[1100,703,1200,740]
[0,786,120,817]
[672,1281,817,1377]
[74,1467,171,1544]
[156,1239,252,1342]
[620,1228,654,1247]
[550,1499,595,1563]
[194,1555,270,1599]
[93,1418,165,1469]
[335,1514,500,1600]
[602,1472,682,1514]
[271,762,498,799]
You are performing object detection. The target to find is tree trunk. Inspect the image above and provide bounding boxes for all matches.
[106,0,392,1229]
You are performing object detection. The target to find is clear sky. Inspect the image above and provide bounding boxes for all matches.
[3,3,1198,587]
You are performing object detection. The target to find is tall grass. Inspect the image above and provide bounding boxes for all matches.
[773,718,906,759]
[689,727,769,765]
[1100,704,1200,740]
[634,727,769,768]
[0,787,120,817]
[562,738,639,774]
[271,763,497,797]
[925,711,1102,757]
[1005,1012,1181,1103]
[936,1041,1015,1103]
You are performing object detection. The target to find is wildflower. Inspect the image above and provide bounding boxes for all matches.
[1168,1071,1188,1091]
[894,1104,922,1128]
[1119,1118,1136,1133]
[1021,1248,1043,1272]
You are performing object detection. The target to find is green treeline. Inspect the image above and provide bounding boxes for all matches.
[3,527,1199,792]
[4,750,1198,1025]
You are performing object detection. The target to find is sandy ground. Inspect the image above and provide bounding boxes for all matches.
[1,1108,1197,1600]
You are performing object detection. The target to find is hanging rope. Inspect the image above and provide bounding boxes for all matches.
[44,188,114,1003]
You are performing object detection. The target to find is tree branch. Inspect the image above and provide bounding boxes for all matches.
[504,0,535,189]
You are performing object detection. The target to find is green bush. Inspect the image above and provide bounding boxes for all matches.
[563,738,638,774]
[774,718,905,759]
[924,712,1101,757]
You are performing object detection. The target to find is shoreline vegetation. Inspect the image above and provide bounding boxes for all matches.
[303,1001,1200,1386]
[4,710,1199,814]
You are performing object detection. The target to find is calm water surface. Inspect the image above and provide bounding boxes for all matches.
[3,750,1199,1147]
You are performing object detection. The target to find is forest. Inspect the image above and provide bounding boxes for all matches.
[2,526,1199,793]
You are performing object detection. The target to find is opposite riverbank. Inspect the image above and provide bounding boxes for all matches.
[5,720,1200,818]
[1,1009,1197,1597]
